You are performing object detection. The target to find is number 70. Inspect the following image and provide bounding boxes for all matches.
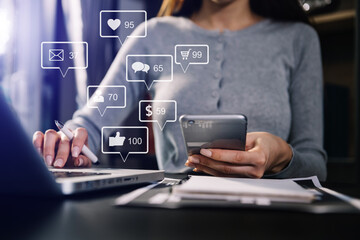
[108,93,118,101]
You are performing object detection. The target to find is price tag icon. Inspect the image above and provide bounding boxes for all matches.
[139,100,177,131]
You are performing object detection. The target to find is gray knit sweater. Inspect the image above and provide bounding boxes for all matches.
[67,16,327,180]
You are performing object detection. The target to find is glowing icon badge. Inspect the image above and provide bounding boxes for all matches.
[41,41,88,77]
[139,100,177,131]
[175,44,209,73]
[100,10,147,45]
[102,127,149,162]
[87,85,126,116]
[126,54,173,90]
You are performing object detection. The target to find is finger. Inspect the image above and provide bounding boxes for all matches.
[199,147,263,165]
[246,132,257,139]
[71,128,88,158]
[43,129,60,166]
[245,132,258,149]
[54,133,71,168]
[192,163,228,177]
[185,160,196,168]
[32,131,44,156]
[73,155,92,168]
[189,155,260,178]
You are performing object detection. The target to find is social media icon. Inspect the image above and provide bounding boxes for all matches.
[132,62,150,73]
[180,48,191,60]
[92,90,105,103]
[107,19,121,31]
[175,44,209,73]
[102,127,149,162]
[139,100,177,130]
[145,105,153,117]
[100,10,147,44]
[87,85,126,116]
[126,55,173,90]
[109,131,126,147]
[49,49,64,61]
[41,41,88,77]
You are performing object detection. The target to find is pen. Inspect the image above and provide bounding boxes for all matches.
[55,120,99,165]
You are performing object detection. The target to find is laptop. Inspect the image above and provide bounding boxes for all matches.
[0,90,164,196]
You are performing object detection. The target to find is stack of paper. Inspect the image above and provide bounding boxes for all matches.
[172,176,317,204]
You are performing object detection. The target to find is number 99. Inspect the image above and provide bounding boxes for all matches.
[192,51,202,59]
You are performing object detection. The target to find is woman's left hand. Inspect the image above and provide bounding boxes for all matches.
[185,132,293,178]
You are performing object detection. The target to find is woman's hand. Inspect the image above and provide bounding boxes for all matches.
[185,132,293,178]
[32,127,92,168]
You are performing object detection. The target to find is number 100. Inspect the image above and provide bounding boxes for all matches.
[128,137,142,145]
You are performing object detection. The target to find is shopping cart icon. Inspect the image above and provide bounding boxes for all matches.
[180,49,191,60]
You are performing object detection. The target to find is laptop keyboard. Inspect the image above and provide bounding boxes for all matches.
[52,171,111,179]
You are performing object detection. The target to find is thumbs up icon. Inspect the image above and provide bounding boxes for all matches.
[109,131,126,147]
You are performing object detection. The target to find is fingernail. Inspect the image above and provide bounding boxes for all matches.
[72,146,80,158]
[45,155,53,166]
[200,149,212,157]
[185,160,195,168]
[37,148,42,156]
[78,158,83,167]
[54,159,63,167]
[189,156,200,164]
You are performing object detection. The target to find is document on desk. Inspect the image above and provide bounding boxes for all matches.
[114,175,360,213]
[172,176,317,204]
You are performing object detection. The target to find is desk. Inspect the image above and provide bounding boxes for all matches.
[1,176,360,240]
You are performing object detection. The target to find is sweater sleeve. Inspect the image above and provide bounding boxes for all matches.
[65,22,149,154]
[268,25,327,181]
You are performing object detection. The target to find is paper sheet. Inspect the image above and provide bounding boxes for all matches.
[172,175,317,203]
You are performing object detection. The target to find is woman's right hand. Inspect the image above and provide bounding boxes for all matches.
[32,127,92,168]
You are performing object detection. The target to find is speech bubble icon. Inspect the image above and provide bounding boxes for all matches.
[102,126,149,162]
[175,44,209,73]
[142,64,150,73]
[139,100,177,131]
[100,10,147,45]
[87,85,126,117]
[132,62,144,73]
[41,41,88,77]
[126,55,173,90]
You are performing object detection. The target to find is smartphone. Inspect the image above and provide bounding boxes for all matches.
[179,114,247,155]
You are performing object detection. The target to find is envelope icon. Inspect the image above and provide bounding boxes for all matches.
[49,49,64,61]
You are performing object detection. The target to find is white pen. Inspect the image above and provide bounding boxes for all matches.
[55,120,99,165]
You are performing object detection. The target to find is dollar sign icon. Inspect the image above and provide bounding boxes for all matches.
[145,104,153,117]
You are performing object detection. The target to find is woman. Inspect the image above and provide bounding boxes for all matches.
[33,0,327,180]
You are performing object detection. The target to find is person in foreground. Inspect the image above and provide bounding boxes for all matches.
[33,0,327,180]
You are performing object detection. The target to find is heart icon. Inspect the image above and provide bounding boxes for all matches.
[107,19,121,31]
